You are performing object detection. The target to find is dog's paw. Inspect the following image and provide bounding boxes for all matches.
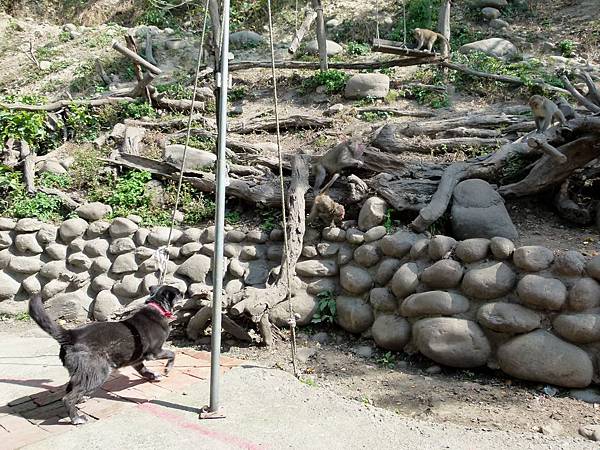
[71,415,88,425]
[142,370,162,381]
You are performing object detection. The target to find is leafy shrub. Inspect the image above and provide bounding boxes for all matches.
[391,0,441,41]
[312,291,337,324]
[70,146,106,190]
[106,170,153,217]
[156,82,193,100]
[119,101,157,119]
[558,40,575,57]
[303,69,350,94]
[346,41,371,56]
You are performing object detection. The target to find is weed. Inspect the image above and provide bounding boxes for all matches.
[225,211,241,224]
[40,172,72,190]
[383,208,394,233]
[558,39,575,58]
[346,41,370,56]
[228,87,246,102]
[427,212,450,235]
[259,208,280,232]
[411,86,449,108]
[303,69,350,94]
[391,0,441,41]
[70,146,106,190]
[106,170,152,216]
[230,0,267,32]
[0,109,48,148]
[137,6,176,29]
[359,111,390,122]
[119,101,157,120]
[376,351,396,369]
[156,82,193,100]
[312,291,337,324]
[300,377,317,387]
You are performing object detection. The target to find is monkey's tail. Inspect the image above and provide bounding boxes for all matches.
[28,294,71,345]
[437,33,451,53]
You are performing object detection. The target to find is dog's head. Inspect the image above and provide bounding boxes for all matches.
[147,285,184,312]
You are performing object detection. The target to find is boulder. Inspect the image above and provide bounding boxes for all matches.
[201,226,216,243]
[553,314,600,344]
[322,227,346,242]
[75,202,112,221]
[111,253,138,274]
[475,0,508,7]
[180,227,202,244]
[296,260,338,277]
[336,296,374,334]
[390,263,419,299]
[451,179,518,240]
[164,144,216,170]
[413,318,491,368]
[497,330,593,388]
[109,217,138,238]
[516,274,567,311]
[553,250,586,276]
[358,197,387,230]
[568,278,600,311]
[317,242,339,257]
[225,279,244,295]
[0,231,11,249]
[490,18,510,29]
[353,243,381,267]
[59,218,88,242]
[92,256,112,274]
[0,218,16,230]
[428,235,456,260]
[148,226,183,247]
[374,258,401,285]
[344,73,390,99]
[372,315,411,351]
[226,230,246,243]
[36,224,58,244]
[86,220,110,238]
[513,245,554,271]
[305,39,343,56]
[84,239,109,257]
[42,280,69,300]
[181,242,202,257]
[109,237,136,255]
[364,226,387,242]
[91,274,116,292]
[15,218,43,232]
[270,291,318,327]
[306,278,338,295]
[410,239,429,259]
[455,238,490,263]
[346,228,365,245]
[246,230,269,243]
[459,38,518,60]
[400,291,469,317]
[176,253,212,282]
[8,256,43,274]
[244,260,271,285]
[0,272,21,299]
[337,244,354,265]
[421,260,464,288]
[69,238,86,252]
[15,234,43,254]
[380,231,417,258]
[45,243,67,260]
[340,265,373,295]
[45,291,89,322]
[93,290,121,321]
[68,252,92,270]
[39,260,70,280]
[22,274,42,294]
[489,237,515,260]
[587,256,600,281]
[461,262,516,299]
[481,7,501,20]
[112,274,142,298]
[476,302,541,333]
[229,30,264,48]
[369,287,397,312]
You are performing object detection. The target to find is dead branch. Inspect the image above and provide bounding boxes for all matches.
[124,114,214,130]
[442,61,570,96]
[230,115,333,133]
[355,106,436,118]
[527,136,567,164]
[144,29,158,66]
[289,9,317,54]
[95,59,112,85]
[579,71,600,106]
[38,187,81,209]
[559,72,600,114]
[112,41,162,75]
[22,37,41,69]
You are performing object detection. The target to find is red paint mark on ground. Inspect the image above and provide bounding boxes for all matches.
[139,402,266,450]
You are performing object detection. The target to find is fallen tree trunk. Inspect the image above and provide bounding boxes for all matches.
[224,58,444,72]
[355,106,436,118]
[373,134,508,155]
[230,115,333,133]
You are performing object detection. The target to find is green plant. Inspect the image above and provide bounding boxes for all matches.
[359,111,390,122]
[376,351,396,369]
[40,172,72,189]
[228,87,246,102]
[119,101,157,120]
[303,69,350,94]
[346,41,370,56]
[225,211,241,224]
[65,103,101,142]
[312,290,337,324]
[70,146,106,190]
[156,82,193,100]
[259,208,279,231]
[427,212,450,235]
[106,170,152,216]
[410,85,449,108]
[0,108,49,150]
[383,208,394,233]
[300,377,317,387]
[137,6,176,28]
[391,0,441,41]
[558,39,575,57]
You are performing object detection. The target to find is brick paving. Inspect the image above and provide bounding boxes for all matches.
[0,349,240,450]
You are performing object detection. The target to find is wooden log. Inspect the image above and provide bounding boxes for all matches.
[144,29,158,66]
[95,59,112,85]
[580,71,600,106]
[355,106,435,118]
[221,315,253,342]
[554,179,593,225]
[112,41,162,75]
[0,97,138,112]
[129,72,157,98]
[372,38,446,59]
[311,0,328,70]
[527,136,567,164]
[442,61,570,95]
[124,114,214,130]
[122,126,146,155]
[153,96,205,112]
[230,114,333,133]
[289,9,317,54]
[38,186,81,209]
[224,58,442,72]
[19,141,35,194]
[560,73,600,113]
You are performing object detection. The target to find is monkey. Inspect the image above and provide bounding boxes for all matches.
[413,28,450,54]
[307,173,345,227]
[312,140,365,193]
[555,97,576,120]
[528,95,568,133]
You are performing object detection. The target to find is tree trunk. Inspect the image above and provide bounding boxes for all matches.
[311,0,328,71]
[289,9,317,54]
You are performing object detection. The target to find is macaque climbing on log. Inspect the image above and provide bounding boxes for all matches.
[528,95,568,133]
[311,140,365,192]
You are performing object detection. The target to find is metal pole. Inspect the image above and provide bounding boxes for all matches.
[208,0,230,415]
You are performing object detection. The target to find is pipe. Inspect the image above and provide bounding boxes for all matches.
[209,0,231,414]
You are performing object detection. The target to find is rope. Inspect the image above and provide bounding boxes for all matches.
[266,0,299,378]
[402,0,407,47]
[157,0,210,283]
[375,0,380,41]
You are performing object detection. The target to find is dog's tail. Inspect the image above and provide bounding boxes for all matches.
[28,295,71,345]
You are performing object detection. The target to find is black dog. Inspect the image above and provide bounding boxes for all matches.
[29,285,182,425]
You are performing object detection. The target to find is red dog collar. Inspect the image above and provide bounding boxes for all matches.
[147,302,174,319]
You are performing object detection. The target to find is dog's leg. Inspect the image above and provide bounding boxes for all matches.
[63,352,111,425]
[154,349,176,375]
[133,363,162,381]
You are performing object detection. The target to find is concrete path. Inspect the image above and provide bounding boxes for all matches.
[0,331,593,450]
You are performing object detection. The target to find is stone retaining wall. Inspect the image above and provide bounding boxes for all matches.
[0,211,599,389]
